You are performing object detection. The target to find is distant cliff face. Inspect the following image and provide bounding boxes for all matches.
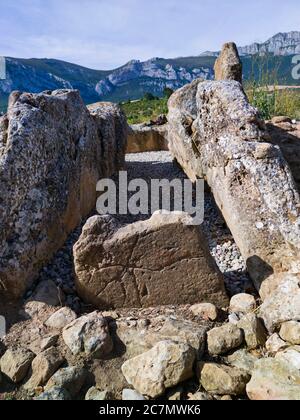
[238,32,300,56]
[95,58,213,98]
[0,31,299,112]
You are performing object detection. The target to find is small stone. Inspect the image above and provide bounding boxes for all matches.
[35,387,71,400]
[24,347,65,389]
[247,358,300,400]
[279,321,300,345]
[265,334,288,354]
[221,395,233,400]
[40,335,59,351]
[190,303,218,321]
[62,312,113,358]
[188,392,214,401]
[229,294,256,314]
[199,363,250,396]
[85,387,111,401]
[121,340,196,398]
[272,116,292,125]
[122,389,146,401]
[45,366,87,398]
[237,314,267,350]
[227,349,260,374]
[0,348,35,383]
[207,324,244,356]
[45,307,77,330]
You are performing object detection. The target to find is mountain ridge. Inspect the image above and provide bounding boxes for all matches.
[1,31,300,111]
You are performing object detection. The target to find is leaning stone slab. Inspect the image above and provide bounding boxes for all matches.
[0,91,127,299]
[74,211,228,309]
[168,79,300,293]
[214,42,243,83]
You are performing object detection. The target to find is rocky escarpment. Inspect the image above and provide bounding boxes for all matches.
[0,90,127,299]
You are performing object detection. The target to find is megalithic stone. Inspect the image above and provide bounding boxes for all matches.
[214,42,243,83]
[168,79,300,295]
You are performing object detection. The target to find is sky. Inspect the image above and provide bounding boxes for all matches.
[0,0,299,70]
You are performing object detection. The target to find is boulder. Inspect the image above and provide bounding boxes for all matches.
[207,324,244,356]
[227,349,260,374]
[45,307,77,330]
[62,311,113,358]
[229,294,256,314]
[127,123,168,153]
[115,315,208,359]
[121,340,196,398]
[275,348,300,370]
[35,386,71,400]
[45,366,87,398]
[199,363,250,396]
[214,42,243,83]
[168,78,300,292]
[190,303,218,321]
[74,211,228,309]
[0,91,127,299]
[279,321,300,345]
[246,358,300,400]
[237,314,267,350]
[24,347,65,389]
[0,347,35,383]
[85,387,111,401]
[259,275,300,332]
[122,389,146,401]
[265,333,289,354]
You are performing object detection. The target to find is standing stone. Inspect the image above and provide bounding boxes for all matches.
[0,90,127,299]
[168,78,300,293]
[214,43,243,83]
[127,123,168,153]
[74,211,228,309]
[121,340,196,398]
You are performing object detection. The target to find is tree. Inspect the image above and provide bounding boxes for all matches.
[143,92,156,101]
[163,87,174,99]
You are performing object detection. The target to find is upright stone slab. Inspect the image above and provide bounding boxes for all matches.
[214,42,243,83]
[168,79,300,293]
[74,211,228,309]
[0,90,127,299]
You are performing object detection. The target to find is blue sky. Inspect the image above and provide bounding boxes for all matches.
[0,0,299,69]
